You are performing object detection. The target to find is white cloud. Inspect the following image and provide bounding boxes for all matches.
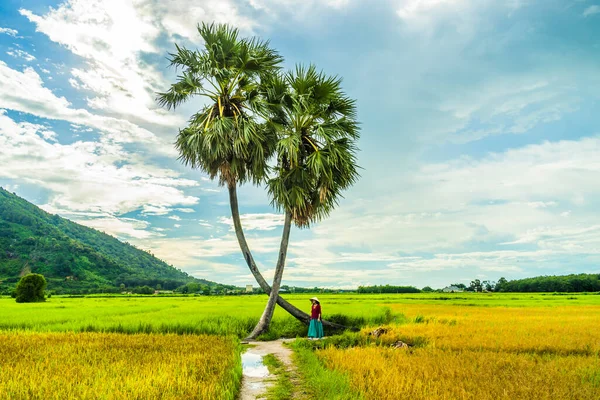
[140,235,279,268]
[168,215,182,221]
[282,134,600,284]
[583,5,600,17]
[527,201,558,209]
[20,1,182,127]
[250,0,352,15]
[156,0,256,40]
[0,111,198,230]
[397,0,465,20]
[0,27,18,37]
[438,76,582,143]
[141,205,174,216]
[220,213,285,231]
[18,0,264,127]
[6,49,36,61]
[77,216,159,239]
[0,62,164,146]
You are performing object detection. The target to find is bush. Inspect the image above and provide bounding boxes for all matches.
[15,273,47,303]
[133,286,154,295]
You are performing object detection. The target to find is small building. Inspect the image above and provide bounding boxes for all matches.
[246,285,253,293]
[442,285,463,293]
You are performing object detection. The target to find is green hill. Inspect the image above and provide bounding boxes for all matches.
[0,187,223,293]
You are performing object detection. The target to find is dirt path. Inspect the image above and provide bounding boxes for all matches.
[239,339,301,400]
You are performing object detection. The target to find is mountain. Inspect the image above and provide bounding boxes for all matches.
[0,187,221,293]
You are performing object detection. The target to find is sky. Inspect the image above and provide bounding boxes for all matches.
[0,0,599,289]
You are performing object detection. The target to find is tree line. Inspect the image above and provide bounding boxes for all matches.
[494,273,600,293]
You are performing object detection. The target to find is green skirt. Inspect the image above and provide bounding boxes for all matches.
[308,319,324,338]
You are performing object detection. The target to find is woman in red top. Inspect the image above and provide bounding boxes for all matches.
[308,297,323,339]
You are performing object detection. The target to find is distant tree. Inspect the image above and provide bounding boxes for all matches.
[133,286,154,295]
[358,285,420,294]
[119,283,126,292]
[15,273,47,303]
[495,277,508,292]
[483,280,495,292]
[186,282,201,293]
[176,285,189,294]
[156,284,162,291]
[469,279,482,293]
[421,286,434,292]
[450,283,467,290]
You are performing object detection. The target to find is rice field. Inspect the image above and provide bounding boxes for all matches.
[2,292,600,399]
[315,302,600,400]
[0,294,398,337]
[0,331,241,400]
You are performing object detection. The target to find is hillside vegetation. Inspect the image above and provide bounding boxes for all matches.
[0,188,219,292]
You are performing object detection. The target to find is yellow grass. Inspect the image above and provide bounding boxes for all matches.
[318,304,600,400]
[0,332,241,400]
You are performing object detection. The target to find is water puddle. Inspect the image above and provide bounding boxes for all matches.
[241,350,270,378]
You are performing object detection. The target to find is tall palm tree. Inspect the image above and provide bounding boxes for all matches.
[246,65,360,338]
[158,24,346,332]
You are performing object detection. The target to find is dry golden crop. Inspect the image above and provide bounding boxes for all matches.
[0,332,241,400]
[318,304,600,400]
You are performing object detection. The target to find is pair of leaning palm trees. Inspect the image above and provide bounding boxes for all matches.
[157,23,360,339]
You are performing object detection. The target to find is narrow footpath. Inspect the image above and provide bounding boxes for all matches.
[239,339,304,400]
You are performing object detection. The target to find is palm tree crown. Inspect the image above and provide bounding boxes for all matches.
[266,65,360,227]
[157,23,283,186]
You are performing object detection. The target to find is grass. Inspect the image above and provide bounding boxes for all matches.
[291,339,363,400]
[262,354,295,400]
[0,331,241,400]
[0,293,404,338]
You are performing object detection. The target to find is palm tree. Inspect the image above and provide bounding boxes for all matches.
[246,65,360,338]
[157,23,346,333]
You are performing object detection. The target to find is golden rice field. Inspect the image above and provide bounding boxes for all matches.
[0,332,241,400]
[318,304,600,400]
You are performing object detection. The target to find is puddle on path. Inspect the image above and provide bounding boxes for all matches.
[242,350,270,378]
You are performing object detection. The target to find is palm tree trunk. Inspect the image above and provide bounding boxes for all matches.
[246,211,292,339]
[227,183,351,331]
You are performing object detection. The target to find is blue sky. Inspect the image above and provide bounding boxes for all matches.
[1,0,599,289]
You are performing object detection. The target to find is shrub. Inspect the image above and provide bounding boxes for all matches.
[15,273,47,303]
[133,286,154,295]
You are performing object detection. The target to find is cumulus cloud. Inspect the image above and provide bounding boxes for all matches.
[0,111,199,236]
[281,134,600,286]
[20,1,181,127]
[2,0,599,287]
[17,0,273,127]
[0,62,164,146]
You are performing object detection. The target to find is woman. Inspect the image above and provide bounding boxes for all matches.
[308,297,324,340]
